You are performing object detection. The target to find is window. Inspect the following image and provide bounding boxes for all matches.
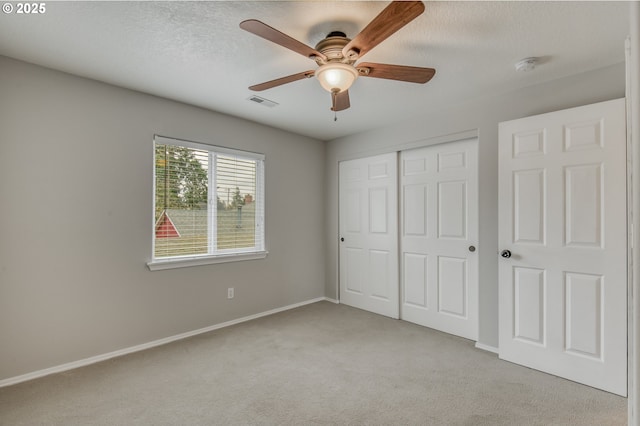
[148,135,265,270]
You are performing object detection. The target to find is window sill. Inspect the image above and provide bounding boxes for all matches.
[147,251,268,271]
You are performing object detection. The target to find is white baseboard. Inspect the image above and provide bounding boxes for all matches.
[475,342,499,354]
[324,297,339,304]
[0,296,331,388]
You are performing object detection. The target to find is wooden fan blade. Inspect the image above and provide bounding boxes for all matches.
[331,90,351,112]
[342,1,425,60]
[249,71,315,91]
[240,19,327,62]
[357,62,435,83]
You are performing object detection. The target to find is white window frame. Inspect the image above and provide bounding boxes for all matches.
[147,135,267,271]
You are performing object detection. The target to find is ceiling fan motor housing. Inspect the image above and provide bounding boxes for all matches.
[314,32,355,65]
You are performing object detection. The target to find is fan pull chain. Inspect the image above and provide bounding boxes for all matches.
[332,89,339,122]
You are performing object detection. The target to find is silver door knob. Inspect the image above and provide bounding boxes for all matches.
[500,250,512,259]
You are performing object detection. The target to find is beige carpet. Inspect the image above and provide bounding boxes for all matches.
[0,301,627,425]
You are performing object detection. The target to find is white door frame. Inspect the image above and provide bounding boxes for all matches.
[627,2,639,424]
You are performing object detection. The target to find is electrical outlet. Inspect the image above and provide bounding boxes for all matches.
[227,287,234,299]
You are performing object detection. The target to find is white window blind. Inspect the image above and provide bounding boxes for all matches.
[151,135,265,267]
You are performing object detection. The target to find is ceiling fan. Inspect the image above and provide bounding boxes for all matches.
[240,1,435,116]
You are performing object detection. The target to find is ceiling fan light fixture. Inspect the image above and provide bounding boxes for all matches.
[315,63,358,93]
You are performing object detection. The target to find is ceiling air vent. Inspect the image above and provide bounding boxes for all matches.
[247,95,278,108]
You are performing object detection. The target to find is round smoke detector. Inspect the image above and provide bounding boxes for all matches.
[515,57,539,72]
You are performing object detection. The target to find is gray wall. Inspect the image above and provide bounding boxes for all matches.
[0,56,326,381]
[325,63,626,348]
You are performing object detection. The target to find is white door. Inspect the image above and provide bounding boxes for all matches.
[400,139,479,340]
[498,99,627,396]
[339,153,398,318]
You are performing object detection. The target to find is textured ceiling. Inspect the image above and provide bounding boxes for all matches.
[0,1,630,141]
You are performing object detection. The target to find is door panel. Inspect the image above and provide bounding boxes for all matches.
[438,181,466,239]
[404,253,428,307]
[339,153,398,318]
[369,188,388,233]
[344,247,364,294]
[370,249,391,300]
[345,189,361,233]
[498,98,627,396]
[403,185,427,236]
[438,151,466,170]
[565,164,602,247]
[513,169,546,244]
[564,272,602,358]
[438,256,467,317]
[513,266,545,344]
[400,139,478,340]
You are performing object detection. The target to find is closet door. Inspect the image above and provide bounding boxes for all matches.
[400,139,479,340]
[498,99,627,396]
[339,153,399,318]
